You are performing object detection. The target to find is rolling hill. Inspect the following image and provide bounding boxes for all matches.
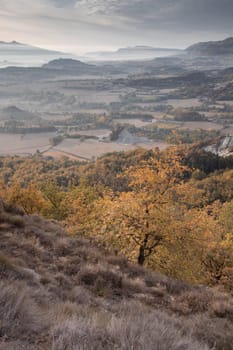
[43,58,97,72]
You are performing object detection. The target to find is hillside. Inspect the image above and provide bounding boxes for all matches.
[186,37,233,56]
[0,199,232,350]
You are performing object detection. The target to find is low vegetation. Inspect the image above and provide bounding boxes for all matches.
[0,199,232,349]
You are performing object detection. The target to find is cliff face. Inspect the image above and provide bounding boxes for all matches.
[0,200,232,350]
[205,136,233,157]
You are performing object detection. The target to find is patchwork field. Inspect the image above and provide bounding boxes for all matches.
[0,132,55,156]
[0,57,232,161]
[166,98,202,108]
[178,121,223,131]
[50,138,168,160]
[113,118,157,127]
[0,132,167,159]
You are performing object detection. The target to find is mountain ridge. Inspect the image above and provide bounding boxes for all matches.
[0,40,66,54]
[0,40,23,45]
[0,41,71,68]
[85,45,183,61]
[186,37,233,56]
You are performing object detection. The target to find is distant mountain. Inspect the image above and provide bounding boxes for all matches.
[116,46,182,54]
[0,41,71,67]
[0,41,66,55]
[186,37,233,56]
[86,46,183,61]
[0,41,22,45]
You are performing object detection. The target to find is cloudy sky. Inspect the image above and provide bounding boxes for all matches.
[0,0,232,53]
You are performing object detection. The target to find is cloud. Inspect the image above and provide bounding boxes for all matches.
[52,0,77,7]
[79,0,233,31]
[2,0,233,28]
[0,0,232,52]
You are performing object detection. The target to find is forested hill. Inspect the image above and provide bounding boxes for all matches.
[0,145,233,348]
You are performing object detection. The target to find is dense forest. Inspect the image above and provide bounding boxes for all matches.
[0,144,233,293]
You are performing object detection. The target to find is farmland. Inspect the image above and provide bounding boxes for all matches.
[0,56,233,159]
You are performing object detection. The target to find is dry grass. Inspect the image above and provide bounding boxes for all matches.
[0,281,47,340]
[170,289,212,314]
[0,201,232,349]
[52,306,210,350]
[185,314,233,350]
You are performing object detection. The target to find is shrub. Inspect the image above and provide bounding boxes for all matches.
[8,215,25,228]
[144,271,189,295]
[210,300,233,321]
[0,212,25,227]
[0,255,18,279]
[171,289,211,314]
[78,265,123,297]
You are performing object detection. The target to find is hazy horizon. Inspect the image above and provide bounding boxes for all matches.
[0,0,233,55]
[0,34,230,56]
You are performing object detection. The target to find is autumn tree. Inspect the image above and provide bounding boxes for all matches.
[202,201,233,291]
[64,180,107,235]
[40,181,68,220]
[100,147,191,266]
[0,182,46,215]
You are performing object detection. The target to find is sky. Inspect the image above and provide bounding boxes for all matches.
[0,0,233,54]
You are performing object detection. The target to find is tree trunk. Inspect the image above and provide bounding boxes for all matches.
[138,246,145,265]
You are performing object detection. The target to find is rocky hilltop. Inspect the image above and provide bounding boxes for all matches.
[205,135,233,157]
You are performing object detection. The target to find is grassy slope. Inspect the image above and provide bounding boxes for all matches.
[0,200,232,350]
